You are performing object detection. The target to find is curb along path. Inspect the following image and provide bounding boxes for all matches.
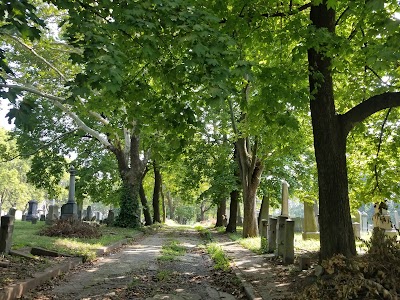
[0,232,144,300]
[212,232,293,300]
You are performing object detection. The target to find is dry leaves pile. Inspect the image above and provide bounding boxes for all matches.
[39,220,102,239]
[296,228,400,300]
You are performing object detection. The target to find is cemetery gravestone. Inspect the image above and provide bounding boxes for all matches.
[61,166,78,220]
[46,205,59,225]
[106,210,115,226]
[0,215,14,254]
[26,200,38,221]
[8,207,16,217]
[277,215,288,257]
[267,217,278,253]
[86,206,93,220]
[281,181,289,217]
[283,219,295,265]
[372,201,397,237]
[302,201,319,239]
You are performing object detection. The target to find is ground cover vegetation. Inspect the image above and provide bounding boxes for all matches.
[0,0,399,266]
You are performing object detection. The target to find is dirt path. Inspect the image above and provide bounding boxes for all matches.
[22,228,244,300]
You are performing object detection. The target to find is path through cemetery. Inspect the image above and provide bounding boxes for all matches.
[21,228,243,300]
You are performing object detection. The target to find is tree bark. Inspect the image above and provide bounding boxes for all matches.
[152,161,162,223]
[113,134,146,228]
[139,183,153,226]
[166,190,174,219]
[215,199,227,227]
[226,189,239,233]
[160,184,166,223]
[236,138,264,237]
[308,2,355,259]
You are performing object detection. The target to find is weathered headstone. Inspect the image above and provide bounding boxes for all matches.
[281,181,289,217]
[26,200,38,221]
[46,205,59,225]
[302,201,319,239]
[372,201,397,237]
[352,222,361,239]
[267,217,277,253]
[283,219,295,265]
[260,219,268,252]
[61,166,78,220]
[95,211,102,221]
[86,206,93,220]
[8,207,16,217]
[0,215,14,254]
[361,212,368,231]
[277,215,288,257]
[258,195,270,235]
[394,210,399,229]
[106,210,115,227]
[292,217,303,232]
[21,215,26,221]
[40,215,46,221]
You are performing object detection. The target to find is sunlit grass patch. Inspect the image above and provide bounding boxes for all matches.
[158,240,186,261]
[12,221,140,261]
[207,243,230,271]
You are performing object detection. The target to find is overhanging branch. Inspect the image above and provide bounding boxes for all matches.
[339,92,400,136]
[0,83,112,148]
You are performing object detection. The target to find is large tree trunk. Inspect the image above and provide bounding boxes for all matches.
[226,189,239,233]
[139,183,153,226]
[116,175,141,228]
[215,199,227,227]
[152,161,162,223]
[113,134,146,228]
[160,184,166,223]
[308,2,355,259]
[236,138,264,238]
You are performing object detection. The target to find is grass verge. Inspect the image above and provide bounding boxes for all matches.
[12,221,141,261]
[158,239,186,261]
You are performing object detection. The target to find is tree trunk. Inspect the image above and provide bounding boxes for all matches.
[139,183,153,226]
[115,175,141,228]
[160,184,166,223]
[226,189,239,233]
[166,190,174,219]
[308,2,355,259]
[113,134,146,228]
[236,138,264,237]
[215,199,227,227]
[152,161,162,223]
[258,194,270,235]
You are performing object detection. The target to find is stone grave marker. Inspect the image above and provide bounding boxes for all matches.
[283,219,295,265]
[0,215,14,254]
[302,201,319,239]
[8,207,16,217]
[86,206,93,220]
[61,166,78,220]
[281,181,289,217]
[26,200,38,221]
[267,217,278,253]
[46,205,59,225]
[277,215,288,257]
[106,210,115,226]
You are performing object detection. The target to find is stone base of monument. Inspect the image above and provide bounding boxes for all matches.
[60,203,78,220]
[302,232,320,240]
[384,230,398,238]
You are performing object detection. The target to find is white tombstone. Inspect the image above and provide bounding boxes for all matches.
[394,210,399,229]
[373,201,397,237]
[14,210,22,221]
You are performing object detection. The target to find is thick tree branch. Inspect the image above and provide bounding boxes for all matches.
[261,2,311,18]
[0,84,112,148]
[4,33,66,81]
[1,129,77,162]
[339,92,400,136]
[372,108,391,193]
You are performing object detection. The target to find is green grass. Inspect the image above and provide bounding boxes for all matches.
[12,221,140,260]
[228,232,262,254]
[158,239,186,261]
[206,243,230,271]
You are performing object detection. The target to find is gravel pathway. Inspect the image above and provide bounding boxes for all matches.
[22,228,243,300]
